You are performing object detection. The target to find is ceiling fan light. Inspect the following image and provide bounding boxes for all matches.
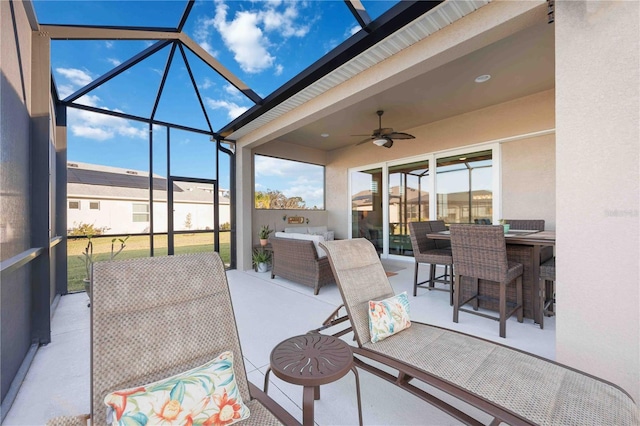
[373,138,388,146]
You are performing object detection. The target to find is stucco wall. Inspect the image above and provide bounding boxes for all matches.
[502,133,556,229]
[556,0,639,401]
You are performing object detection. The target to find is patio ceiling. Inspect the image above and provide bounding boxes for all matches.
[259,14,555,152]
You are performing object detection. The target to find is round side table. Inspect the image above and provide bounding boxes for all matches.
[264,334,363,426]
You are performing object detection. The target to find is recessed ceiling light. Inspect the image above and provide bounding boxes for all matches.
[474,74,491,83]
[320,133,329,138]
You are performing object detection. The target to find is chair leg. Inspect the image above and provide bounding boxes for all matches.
[472,278,479,311]
[429,264,436,289]
[413,262,419,297]
[453,274,461,323]
[538,277,545,330]
[516,276,523,323]
[499,282,507,338]
[448,265,454,306]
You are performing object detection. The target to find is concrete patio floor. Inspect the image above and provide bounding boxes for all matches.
[4,258,555,425]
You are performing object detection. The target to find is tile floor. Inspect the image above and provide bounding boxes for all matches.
[3,258,555,425]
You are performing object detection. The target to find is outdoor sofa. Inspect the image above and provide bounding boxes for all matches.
[269,234,335,295]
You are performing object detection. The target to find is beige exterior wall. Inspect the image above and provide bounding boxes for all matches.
[556,1,639,402]
[502,133,556,229]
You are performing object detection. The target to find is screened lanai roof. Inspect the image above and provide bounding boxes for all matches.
[32,0,489,140]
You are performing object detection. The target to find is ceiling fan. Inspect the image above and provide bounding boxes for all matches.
[354,110,415,148]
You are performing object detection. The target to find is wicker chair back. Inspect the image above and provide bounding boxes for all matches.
[450,224,508,283]
[505,219,545,231]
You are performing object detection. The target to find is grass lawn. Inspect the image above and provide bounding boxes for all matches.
[68,233,231,293]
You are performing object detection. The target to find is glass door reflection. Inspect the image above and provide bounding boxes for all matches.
[388,160,430,256]
[351,168,383,253]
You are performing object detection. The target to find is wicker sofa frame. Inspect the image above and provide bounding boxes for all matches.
[269,236,335,295]
[318,238,638,426]
[48,253,299,426]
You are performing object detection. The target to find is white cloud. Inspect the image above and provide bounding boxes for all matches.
[199,78,215,90]
[55,67,146,142]
[274,64,283,76]
[68,100,147,141]
[107,58,122,67]
[348,25,361,37]
[194,0,311,74]
[224,83,241,97]
[259,4,310,37]
[212,3,274,73]
[56,68,93,87]
[105,41,114,49]
[205,97,248,120]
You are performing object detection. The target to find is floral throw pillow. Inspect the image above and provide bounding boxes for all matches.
[104,351,249,426]
[368,292,411,343]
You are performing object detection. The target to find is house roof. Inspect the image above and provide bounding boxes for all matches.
[67,162,229,204]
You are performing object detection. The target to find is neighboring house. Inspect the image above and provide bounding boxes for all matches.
[67,162,230,235]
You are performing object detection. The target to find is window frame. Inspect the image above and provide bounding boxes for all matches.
[348,142,501,259]
[253,154,326,210]
[68,200,81,210]
[132,202,150,223]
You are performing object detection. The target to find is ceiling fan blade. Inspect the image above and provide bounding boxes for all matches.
[355,137,373,145]
[384,132,415,140]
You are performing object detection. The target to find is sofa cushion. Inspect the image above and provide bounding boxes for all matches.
[284,226,308,234]
[274,232,327,258]
[307,226,328,234]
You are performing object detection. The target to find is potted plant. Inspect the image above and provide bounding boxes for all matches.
[252,248,272,272]
[258,225,273,246]
[81,235,129,304]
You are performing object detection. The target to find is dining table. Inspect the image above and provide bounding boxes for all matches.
[427,228,556,324]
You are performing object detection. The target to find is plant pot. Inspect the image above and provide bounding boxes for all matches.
[260,239,268,246]
[503,224,511,233]
[257,262,269,273]
[84,278,92,307]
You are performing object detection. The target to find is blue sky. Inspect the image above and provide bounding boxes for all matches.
[33,0,397,202]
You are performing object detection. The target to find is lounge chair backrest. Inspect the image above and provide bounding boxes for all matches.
[320,239,394,346]
[91,253,250,423]
[450,224,508,283]
[428,220,451,249]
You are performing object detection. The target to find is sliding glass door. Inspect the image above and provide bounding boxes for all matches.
[388,160,429,256]
[349,145,498,258]
[350,168,383,253]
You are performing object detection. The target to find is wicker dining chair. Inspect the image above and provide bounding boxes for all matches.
[408,221,453,304]
[47,253,298,426]
[539,256,556,330]
[450,224,524,338]
[504,219,545,231]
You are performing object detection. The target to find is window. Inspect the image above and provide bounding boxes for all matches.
[132,203,150,222]
[89,201,100,210]
[254,154,325,210]
[436,150,492,224]
[69,200,80,210]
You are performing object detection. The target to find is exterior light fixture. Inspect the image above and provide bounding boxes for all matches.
[474,74,491,83]
[320,133,329,138]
